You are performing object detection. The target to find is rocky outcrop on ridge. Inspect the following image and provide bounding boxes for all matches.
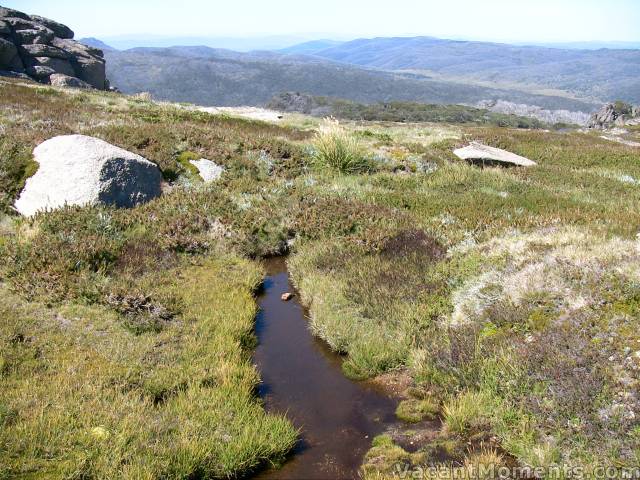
[477,99,592,126]
[15,135,162,216]
[0,5,108,89]
[267,92,338,117]
[588,102,640,129]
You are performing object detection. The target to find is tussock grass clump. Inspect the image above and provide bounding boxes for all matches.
[312,118,373,174]
[289,238,434,379]
[443,391,494,435]
[463,448,504,479]
[360,435,426,479]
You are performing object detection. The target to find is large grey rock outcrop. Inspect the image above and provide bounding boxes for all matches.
[0,6,107,89]
[29,15,74,39]
[0,7,29,20]
[0,36,22,70]
[588,102,640,129]
[268,92,315,114]
[454,142,537,167]
[15,135,162,216]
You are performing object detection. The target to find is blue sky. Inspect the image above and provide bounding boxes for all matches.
[5,0,640,43]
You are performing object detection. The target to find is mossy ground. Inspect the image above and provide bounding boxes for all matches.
[1,77,640,477]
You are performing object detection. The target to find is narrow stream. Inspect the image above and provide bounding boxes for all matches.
[253,257,399,480]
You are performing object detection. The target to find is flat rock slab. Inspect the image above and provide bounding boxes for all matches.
[15,134,162,216]
[454,142,537,167]
[189,158,224,183]
[195,106,284,122]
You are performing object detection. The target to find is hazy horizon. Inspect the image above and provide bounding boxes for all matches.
[4,0,640,46]
[77,34,640,54]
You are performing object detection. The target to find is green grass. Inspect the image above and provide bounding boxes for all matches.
[0,139,38,214]
[0,255,296,479]
[396,397,440,423]
[0,79,306,478]
[2,77,640,477]
[0,79,310,195]
[173,150,204,182]
[287,127,640,471]
[361,435,425,479]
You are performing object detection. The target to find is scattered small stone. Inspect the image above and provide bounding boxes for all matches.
[189,158,224,183]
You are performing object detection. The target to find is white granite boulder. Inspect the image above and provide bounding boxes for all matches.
[454,142,537,167]
[15,135,162,216]
[189,158,224,183]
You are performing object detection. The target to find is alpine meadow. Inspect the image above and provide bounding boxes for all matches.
[1,1,640,479]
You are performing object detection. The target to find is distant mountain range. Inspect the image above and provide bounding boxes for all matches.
[306,37,640,105]
[81,35,640,112]
[80,37,117,52]
[278,40,344,55]
[81,35,640,54]
[531,41,640,50]
[82,35,333,52]
[98,45,598,111]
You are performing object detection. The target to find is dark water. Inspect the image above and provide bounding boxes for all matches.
[253,258,398,480]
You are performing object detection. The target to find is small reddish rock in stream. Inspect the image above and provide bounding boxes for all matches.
[281,292,294,301]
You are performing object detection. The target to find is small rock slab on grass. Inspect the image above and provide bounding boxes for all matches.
[189,158,224,183]
[15,134,162,216]
[600,135,640,148]
[454,142,537,167]
[194,106,284,122]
